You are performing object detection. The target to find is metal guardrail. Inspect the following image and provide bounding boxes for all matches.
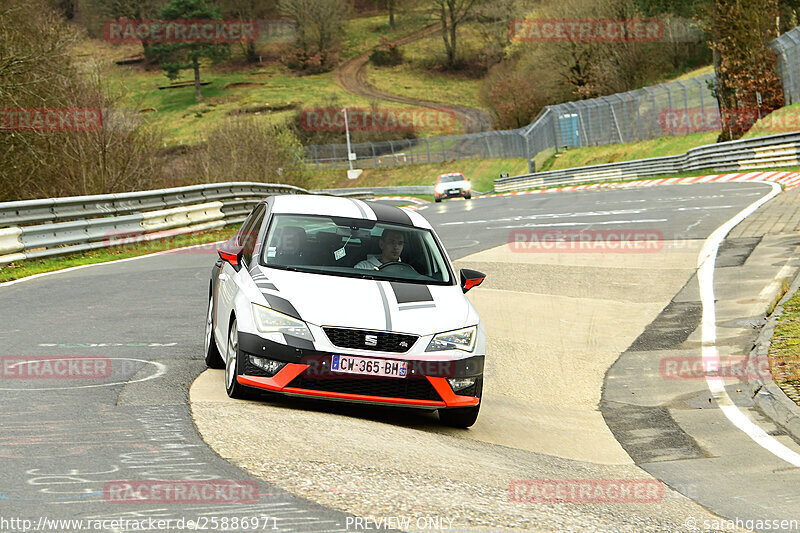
[495,131,800,192]
[0,182,375,266]
[321,186,434,196]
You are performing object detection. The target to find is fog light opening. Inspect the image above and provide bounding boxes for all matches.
[250,356,286,376]
[447,377,476,392]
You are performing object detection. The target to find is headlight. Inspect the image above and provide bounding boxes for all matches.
[426,326,477,352]
[435,183,447,193]
[252,304,314,341]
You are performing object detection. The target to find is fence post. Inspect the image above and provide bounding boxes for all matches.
[425,138,431,163]
[661,83,675,137]
[675,80,690,136]
[552,109,560,152]
[371,142,377,167]
[633,91,642,142]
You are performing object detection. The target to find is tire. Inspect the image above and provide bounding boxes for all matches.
[225,318,250,399]
[435,197,442,203]
[438,379,482,428]
[204,297,224,369]
[438,404,480,428]
[465,193,471,200]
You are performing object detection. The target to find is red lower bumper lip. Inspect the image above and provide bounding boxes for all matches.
[236,363,479,408]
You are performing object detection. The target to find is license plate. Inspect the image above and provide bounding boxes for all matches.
[448,188,460,194]
[331,355,407,378]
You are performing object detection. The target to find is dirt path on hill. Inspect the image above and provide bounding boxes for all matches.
[335,24,493,133]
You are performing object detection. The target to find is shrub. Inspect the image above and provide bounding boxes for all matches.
[281,48,337,74]
[181,117,310,188]
[369,38,403,66]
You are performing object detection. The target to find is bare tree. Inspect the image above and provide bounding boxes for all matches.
[0,0,165,200]
[429,0,479,68]
[472,0,530,71]
[388,0,396,28]
[279,0,349,61]
[221,0,278,62]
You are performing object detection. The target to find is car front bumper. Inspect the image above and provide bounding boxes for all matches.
[435,188,470,199]
[237,332,483,409]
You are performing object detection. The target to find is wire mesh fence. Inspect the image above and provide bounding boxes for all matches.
[536,73,719,148]
[304,73,719,170]
[304,129,528,170]
[306,29,800,170]
[770,27,800,106]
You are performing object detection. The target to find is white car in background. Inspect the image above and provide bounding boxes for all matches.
[204,195,487,427]
[434,172,472,202]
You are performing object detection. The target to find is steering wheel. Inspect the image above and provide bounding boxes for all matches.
[377,261,418,274]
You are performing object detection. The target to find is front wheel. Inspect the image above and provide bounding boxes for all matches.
[438,404,480,428]
[435,197,442,203]
[465,193,471,200]
[225,318,250,399]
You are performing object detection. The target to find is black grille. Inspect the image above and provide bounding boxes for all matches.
[287,375,441,401]
[323,327,418,353]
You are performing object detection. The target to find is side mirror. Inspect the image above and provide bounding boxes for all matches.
[460,268,485,293]
[218,245,244,272]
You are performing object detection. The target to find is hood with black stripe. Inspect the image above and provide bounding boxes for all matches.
[258,268,473,336]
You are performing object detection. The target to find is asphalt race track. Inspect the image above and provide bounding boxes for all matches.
[2,182,800,532]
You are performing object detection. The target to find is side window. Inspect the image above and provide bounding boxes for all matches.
[236,205,259,247]
[241,204,266,266]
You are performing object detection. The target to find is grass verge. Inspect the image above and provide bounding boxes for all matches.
[768,281,800,405]
[541,132,719,171]
[307,157,530,192]
[0,226,238,284]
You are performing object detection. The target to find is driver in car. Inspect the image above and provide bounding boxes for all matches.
[355,229,405,270]
[273,226,306,265]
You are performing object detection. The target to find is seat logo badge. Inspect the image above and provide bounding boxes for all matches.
[364,335,378,346]
[399,341,408,348]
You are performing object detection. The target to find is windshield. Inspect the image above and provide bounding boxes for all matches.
[261,214,453,284]
[438,174,465,183]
